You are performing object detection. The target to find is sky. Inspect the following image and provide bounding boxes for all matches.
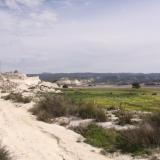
[0,0,160,73]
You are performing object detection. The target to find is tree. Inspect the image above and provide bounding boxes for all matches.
[63,84,68,88]
[132,82,141,89]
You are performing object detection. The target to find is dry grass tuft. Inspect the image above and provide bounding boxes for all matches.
[30,94,107,122]
[78,102,107,122]
[115,109,133,125]
[3,93,31,103]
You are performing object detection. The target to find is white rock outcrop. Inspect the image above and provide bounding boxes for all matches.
[56,77,93,86]
[0,71,61,94]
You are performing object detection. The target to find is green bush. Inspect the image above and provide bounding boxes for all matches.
[3,93,31,103]
[117,113,160,155]
[30,95,107,122]
[73,113,160,156]
[73,124,119,153]
[132,82,141,89]
[78,102,106,122]
[152,92,157,96]
[117,124,160,155]
[30,94,76,122]
[63,84,69,88]
[84,124,118,152]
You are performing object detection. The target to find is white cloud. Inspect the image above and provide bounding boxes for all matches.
[30,10,58,26]
[0,0,160,73]
[4,0,44,9]
[0,1,58,34]
[16,0,44,7]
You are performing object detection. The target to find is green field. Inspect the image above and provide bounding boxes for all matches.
[63,87,160,112]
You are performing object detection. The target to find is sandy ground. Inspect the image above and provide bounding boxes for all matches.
[0,98,110,160]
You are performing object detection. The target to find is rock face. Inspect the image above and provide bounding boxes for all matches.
[0,71,61,93]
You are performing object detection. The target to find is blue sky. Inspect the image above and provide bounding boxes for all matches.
[0,0,160,73]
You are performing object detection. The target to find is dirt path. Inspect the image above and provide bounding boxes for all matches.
[0,98,109,160]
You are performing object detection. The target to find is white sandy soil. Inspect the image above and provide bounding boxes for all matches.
[0,98,110,160]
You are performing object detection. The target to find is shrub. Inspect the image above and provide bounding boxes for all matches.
[70,124,87,135]
[3,93,31,103]
[117,124,160,155]
[116,112,160,155]
[95,109,107,122]
[30,95,107,122]
[146,112,160,127]
[152,92,157,96]
[35,110,51,122]
[132,82,141,89]
[84,124,118,152]
[73,124,119,153]
[107,106,117,111]
[0,144,11,160]
[30,94,76,122]
[72,113,160,156]
[1,90,6,93]
[115,109,133,125]
[76,122,160,155]
[78,102,106,122]
[63,84,68,88]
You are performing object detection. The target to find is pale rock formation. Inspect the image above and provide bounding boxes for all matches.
[57,77,93,86]
[0,71,60,94]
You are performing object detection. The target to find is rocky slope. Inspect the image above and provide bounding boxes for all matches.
[0,71,60,94]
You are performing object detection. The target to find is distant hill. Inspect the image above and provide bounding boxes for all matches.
[28,73,160,85]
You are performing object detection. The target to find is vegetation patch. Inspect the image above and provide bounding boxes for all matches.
[30,94,76,122]
[115,109,133,125]
[0,144,12,160]
[132,82,141,89]
[72,124,120,153]
[73,112,160,156]
[64,88,160,112]
[78,102,106,122]
[3,93,32,103]
[30,94,107,122]
[116,113,160,155]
